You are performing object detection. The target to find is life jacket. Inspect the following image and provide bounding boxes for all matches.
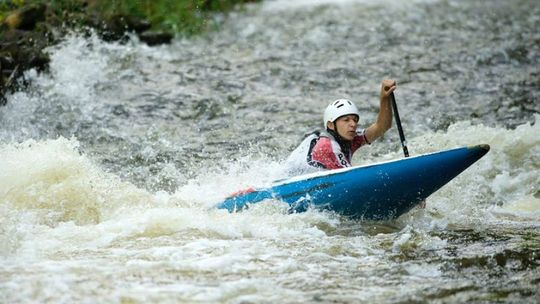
[285,129,369,176]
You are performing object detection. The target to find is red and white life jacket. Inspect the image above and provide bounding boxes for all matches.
[285,129,369,176]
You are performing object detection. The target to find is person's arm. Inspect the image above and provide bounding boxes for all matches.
[364,79,396,143]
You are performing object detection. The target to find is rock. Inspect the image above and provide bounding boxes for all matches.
[0,29,50,67]
[138,31,174,46]
[94,14,152,42]
[2,4,46,31]
[0,55,15,69]
[123,15,152,33]
[0,29,29,45]
[27,51,50,72]
[0,24,51,101]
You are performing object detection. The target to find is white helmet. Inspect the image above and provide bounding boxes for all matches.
[323,99,360,128]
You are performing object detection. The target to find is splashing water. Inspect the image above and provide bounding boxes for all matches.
[1,0,539,302]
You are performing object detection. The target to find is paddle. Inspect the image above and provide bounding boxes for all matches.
[389,92,409,157]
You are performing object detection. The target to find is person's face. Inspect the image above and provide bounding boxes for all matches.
[328,114,359,141]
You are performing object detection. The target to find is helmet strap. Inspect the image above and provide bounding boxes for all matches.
[327,124,352,155]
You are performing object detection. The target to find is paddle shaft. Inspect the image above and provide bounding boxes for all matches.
[390,92,409,157]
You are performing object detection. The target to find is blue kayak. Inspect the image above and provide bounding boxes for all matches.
[216,144,490,220]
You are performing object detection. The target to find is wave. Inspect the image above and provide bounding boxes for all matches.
[0,116,538,259]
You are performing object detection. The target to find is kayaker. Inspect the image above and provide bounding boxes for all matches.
[286,79,396,175]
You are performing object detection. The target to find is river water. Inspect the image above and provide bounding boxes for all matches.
[1,0,539,303]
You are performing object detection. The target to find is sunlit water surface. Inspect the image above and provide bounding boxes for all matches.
[1,0,539,303]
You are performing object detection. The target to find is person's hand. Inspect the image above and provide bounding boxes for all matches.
[380,79,396,100]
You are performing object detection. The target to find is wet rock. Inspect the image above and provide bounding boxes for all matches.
[0,29,51,72]
[90,13,152,42]
[122,15,152,33]
[138,31,174,46]
[1,29,30,46]
[27,51,50,72]
[0,3,53,102]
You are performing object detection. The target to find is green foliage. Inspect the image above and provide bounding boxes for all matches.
[0,0,25,20]
[47,0,87,14]
[0,0,25,10]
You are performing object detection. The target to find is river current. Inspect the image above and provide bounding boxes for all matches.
[1,0,539,303]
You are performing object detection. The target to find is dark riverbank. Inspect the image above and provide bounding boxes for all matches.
[0,0,257,104]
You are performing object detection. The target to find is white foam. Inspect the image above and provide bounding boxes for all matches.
[2,114,538,261]
[399,114,540,227]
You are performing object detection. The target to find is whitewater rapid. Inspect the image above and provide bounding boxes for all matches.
[1,0,539,302]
